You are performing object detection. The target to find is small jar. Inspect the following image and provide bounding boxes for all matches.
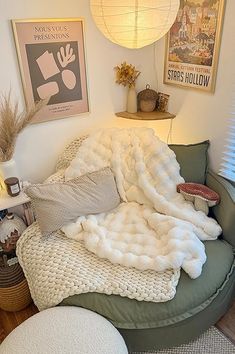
[4,177,21,197]
[157,92,170,112]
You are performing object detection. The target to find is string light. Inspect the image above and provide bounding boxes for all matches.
[90,0,180,49]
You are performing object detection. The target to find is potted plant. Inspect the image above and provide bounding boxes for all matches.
[0,92,45,181]
[114,62,140,113]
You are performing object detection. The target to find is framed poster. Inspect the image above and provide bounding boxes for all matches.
[12,18,89,123]
[164,0,225,92]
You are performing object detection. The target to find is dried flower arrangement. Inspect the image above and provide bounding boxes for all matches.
[114,62,141,88]
[0,92,45,162]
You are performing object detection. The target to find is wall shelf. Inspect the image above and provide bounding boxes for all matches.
[115,111,176,121]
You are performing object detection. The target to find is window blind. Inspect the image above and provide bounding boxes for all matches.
[219,104,235,182]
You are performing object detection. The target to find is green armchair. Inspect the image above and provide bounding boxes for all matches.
[57,138,235,351]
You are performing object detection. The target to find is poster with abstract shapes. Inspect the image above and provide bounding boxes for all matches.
[164,0,225,92]
[12,19,89,123]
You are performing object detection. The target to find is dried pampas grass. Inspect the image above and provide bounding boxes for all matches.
[0,93,45,162]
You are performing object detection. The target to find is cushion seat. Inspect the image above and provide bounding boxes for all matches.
[61,239,234,329]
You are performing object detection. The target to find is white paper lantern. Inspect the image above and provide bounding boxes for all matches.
[90,0,180,49]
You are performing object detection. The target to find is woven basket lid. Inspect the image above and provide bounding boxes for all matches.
[138,85,158,101]
[0,263,25,288]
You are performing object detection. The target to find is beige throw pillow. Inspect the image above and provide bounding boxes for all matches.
[25,167,120,236]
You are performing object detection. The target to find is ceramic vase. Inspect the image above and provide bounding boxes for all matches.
[0,158,19,181]
[127,86,137,113]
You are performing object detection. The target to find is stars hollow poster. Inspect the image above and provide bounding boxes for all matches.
[164,0,225,92]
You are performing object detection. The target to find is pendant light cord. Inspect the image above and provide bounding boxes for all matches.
[154,38,173,144]
[134,0,139,48]
[167,118,173,144]
[154,42,159,91]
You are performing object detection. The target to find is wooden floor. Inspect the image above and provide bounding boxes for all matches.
[216,300,235,344]
[0,300,235,344]
[0,302,38,343]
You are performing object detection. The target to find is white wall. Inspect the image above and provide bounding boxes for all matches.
[0,0,234,182]
[153,0,235,173]
[0,0,159,182]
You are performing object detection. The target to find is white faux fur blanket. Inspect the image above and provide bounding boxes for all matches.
[64,128,222,279]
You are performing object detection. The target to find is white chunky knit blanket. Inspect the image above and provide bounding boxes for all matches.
[64,128,222,279]
[17,221,180,310]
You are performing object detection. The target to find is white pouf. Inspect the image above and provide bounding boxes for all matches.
[0,306,128,354]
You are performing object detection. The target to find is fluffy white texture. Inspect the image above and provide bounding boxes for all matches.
[64,128,222,279]
[0,307,128,354]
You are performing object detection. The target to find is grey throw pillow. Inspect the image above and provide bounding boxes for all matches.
[25,167,120,236]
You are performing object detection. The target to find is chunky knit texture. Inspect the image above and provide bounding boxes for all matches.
[17,221,180,310]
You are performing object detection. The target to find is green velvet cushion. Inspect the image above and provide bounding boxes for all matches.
[169,141,209,184]
[60,239,234,329]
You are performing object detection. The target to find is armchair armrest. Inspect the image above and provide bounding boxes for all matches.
[206,170,235,248]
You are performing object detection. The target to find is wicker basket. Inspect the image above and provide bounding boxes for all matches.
[0,263,32,312]
[137,85,158,112]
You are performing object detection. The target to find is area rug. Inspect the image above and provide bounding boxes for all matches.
[131,327,235,354]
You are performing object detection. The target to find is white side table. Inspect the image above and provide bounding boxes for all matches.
[0,190,34,226]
